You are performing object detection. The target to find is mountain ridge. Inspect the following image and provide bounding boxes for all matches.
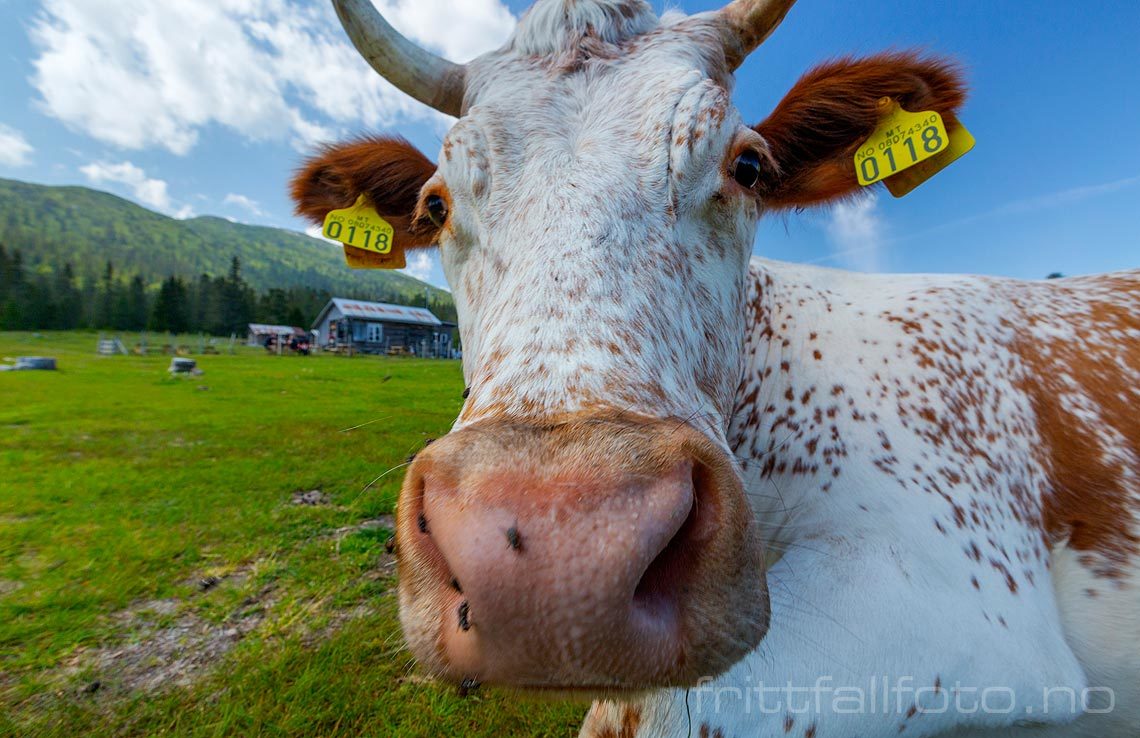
[0,177,450,306]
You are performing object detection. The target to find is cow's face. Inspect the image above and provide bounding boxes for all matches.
[292,0,965,691]
[440,46,758,438]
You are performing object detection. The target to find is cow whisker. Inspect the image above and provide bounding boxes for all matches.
[767,571,864,644]
[762,539,836,559]
[338,415,394,433]
[360,462,411,494]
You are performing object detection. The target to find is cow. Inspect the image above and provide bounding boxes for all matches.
[289,0,1140,736]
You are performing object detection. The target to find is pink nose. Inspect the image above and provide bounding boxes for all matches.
[395,413,768,690]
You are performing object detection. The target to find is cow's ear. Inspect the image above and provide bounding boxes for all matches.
[753,52,967,209]
[290,135,439,247]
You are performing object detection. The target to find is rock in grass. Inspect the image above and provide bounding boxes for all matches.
[291,489,329,506]
[168,358,200,375]
[5,357,57,371]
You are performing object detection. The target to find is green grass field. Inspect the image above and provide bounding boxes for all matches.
[0,331,585,737]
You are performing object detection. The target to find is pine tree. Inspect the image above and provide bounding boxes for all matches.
[112,288,132,330]
[53,262,82,330]
[151,276,189,333]
[98,260,116,328]
[191,274,219,335]
[125,275,149,330]
[259,288,290,324]
[220,255,254,334]
[27,274,58,330]
[0,245,10,307]
[286,306,306,328]
[0,248,27,329]
[8,249,25,289]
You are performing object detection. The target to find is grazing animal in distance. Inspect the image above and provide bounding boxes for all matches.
[290,0,1140,735]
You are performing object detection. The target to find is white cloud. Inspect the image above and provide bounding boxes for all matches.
[80,160,195,218]
[386,0,516,62]
[0,124,34,167]
[305,224,339,244]
[224,193,266,217]
[993,174,1140,216]
[400,249,434,283]
[822,195,887,273]
[29,0,516,156]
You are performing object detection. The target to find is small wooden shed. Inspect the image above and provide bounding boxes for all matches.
[247,323,306,347]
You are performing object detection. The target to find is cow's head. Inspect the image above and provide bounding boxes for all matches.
[292,0,965,692]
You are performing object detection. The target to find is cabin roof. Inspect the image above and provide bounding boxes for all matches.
[313,298,443,329]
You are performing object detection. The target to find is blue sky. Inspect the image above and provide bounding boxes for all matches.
[0,0,1136,289]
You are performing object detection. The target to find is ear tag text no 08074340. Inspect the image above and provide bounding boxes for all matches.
[855,98,976,197]
[322,195,406,269]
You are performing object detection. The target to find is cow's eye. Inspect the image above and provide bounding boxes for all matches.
[731,150,762,189]
[426,194,448,227]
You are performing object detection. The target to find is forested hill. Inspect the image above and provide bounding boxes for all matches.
[0,177,450,304]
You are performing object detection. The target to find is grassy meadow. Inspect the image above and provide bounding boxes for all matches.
[0,331,585,737]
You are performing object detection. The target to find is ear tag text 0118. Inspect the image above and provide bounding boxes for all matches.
[321,195,406,269]
[854,99,975,196]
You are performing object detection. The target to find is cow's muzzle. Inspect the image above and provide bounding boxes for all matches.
[394,411,769,690]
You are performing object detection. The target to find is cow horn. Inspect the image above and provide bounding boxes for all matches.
[332,0,467,117]
[719,0,798,70]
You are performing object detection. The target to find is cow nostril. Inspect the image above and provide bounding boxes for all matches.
[632,463,709,617]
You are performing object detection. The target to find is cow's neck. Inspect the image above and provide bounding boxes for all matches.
[729,257,942,556]
[729,259,829,551]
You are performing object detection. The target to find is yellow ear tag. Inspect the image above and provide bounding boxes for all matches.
[321,195,406,270]
[341,243,406,269]
[854,99,974,196]
[883,121,976,198]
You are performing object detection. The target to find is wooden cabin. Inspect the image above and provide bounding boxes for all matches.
[311,298,454,358]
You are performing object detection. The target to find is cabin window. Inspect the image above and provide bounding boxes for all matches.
[367,323,383,343]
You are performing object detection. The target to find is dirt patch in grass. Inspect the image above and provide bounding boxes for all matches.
[62,523,400,701]
[72,590,274,697]
[0,579,23,596]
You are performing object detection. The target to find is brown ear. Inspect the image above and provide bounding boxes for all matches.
[290,135,439,247]
[753,52,967,209]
